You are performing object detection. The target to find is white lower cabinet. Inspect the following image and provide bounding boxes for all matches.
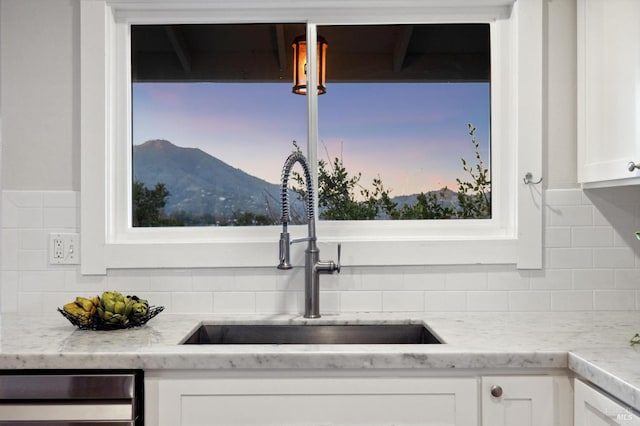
[574,379,640,425]
[146,371,570,426]
[147,373,478,426]
[481,376,554,426]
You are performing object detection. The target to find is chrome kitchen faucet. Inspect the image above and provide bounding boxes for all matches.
[277,152,340,318]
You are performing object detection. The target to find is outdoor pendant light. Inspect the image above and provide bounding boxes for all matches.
[292,34,328,95]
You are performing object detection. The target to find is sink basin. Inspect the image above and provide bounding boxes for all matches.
[181,323,442,345]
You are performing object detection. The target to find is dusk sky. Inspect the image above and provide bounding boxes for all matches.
[132,82,490,196]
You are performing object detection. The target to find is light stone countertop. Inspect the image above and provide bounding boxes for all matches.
[2,311,640,410]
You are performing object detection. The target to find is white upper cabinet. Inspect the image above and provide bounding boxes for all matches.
[578,0,640,187]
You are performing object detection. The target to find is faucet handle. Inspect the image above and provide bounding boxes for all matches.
[336,243,341,273]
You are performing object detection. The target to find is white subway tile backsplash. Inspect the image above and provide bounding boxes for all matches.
[445,271,488,290]
[572,269,615,290]
[276,268,308,291]
[17,292,44,312]
[340,291,382,312]
[1,271,18,312]
[530,269,572,289]
[548,248,593,269]
[46,292,82,312]
[43,191,78,207]
[19,229,47,250]
[509,291,550,311]
[6,191,43,208]
[331,269,360,290]
[64,270,107,292]
[402,269,446,290]
[319,291,340,313]
[21,270,66,291]
[545,189,584,206]
[18,250,47,270]
[192,269,236,291]
[487,269,530,290]
[545,227,571,248]
[3,188,640,313]
[141,292,172,311]
[255,291,300,313]
[382,291,424,312]
[17,207,43,229]
[594,290,636,310]
[1,230,19,270]
[593,203,636,229]
[106,270,152,292]
[148,271,193,292]
[1,198,19,229]
[615,269,640,289]
[593,248,635,268]
[43,207,77,229]
[172,292,214,313]
[315,270,341,290]
[234,269,278,291]
[550,291,593,311]
[360,269,403,290]
[425,291,466,311]
[213,292,256,313]
[572,227,613,247]
[612,229,638,248]
[547,205,593,227]
[467,291,508,311]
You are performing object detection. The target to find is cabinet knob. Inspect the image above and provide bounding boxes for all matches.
[628,162,640,172]
[490,385,503,398]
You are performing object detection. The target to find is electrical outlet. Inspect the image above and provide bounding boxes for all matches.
[49,233,80,265]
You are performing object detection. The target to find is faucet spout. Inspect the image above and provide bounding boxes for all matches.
[278,152,340,318]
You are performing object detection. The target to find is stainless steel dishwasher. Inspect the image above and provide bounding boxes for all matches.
[0,369,143,425]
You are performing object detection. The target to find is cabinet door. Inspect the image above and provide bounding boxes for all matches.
[574,379,640,425]
[481,376,553,426]
[577,0,640,185]
[153,376,478,426]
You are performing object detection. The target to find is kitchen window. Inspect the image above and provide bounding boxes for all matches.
[80,0,542,274]
[131,23,491,226]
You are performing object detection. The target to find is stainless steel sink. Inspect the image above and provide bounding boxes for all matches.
[181,323,442,345]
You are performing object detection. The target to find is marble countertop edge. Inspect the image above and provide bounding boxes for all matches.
[2,311,639,410]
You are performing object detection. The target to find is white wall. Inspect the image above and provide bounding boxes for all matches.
[0,0,80,190]
[2,0,640,314]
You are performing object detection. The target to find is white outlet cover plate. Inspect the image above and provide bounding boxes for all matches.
[49,233,80,265]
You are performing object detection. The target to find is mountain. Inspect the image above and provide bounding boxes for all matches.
[133,139,484,223]
[133,140,284,221]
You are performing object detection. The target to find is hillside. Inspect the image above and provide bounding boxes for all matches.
[133,140,283,222]
[133,140,478,224]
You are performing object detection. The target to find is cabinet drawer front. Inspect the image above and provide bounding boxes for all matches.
[575,379,640,425]
[156,377,478,426]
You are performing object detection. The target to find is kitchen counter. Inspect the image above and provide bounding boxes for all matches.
[2,311,639,410]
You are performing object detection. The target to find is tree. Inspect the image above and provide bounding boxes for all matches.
[455,124,491,218]
[290,122,491,221]
[233,211,273,226]
[132,179,179,226]
[292,153,395,220]
[393,189,456,220]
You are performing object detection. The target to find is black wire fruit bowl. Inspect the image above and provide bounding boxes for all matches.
[58,305,164,330]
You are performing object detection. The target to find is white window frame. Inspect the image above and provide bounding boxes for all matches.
[80,0,543,274]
